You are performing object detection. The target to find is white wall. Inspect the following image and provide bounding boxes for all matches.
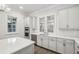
[0,11,25,39]
[24,16,30,27]
[29,4,79,38]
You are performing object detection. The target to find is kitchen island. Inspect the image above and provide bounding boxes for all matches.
[0,37,34,54]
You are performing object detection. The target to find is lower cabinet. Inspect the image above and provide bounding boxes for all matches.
[57,38,75,54]
[37,35,75,54]
[37,35,42,46]
[42,36,49,48]
[64,39,75,54]
[49,37,57,51]
[57,38,65,53]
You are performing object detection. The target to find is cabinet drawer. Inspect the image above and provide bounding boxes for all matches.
[65,39,75,44]
[57,38,65,43]
[50,38,56,41]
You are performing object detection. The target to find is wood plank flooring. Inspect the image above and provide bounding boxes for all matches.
[34,45,57,54]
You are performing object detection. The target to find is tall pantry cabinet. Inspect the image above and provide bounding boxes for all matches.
[0,12,7,35]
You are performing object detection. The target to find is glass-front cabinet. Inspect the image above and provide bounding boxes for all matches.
[47,15,55,33]
[39,14,55,34]
[39,17,45,32]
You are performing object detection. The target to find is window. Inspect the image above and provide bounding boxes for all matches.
[8,16,17,32]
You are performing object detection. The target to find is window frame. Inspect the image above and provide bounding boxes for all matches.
[7,15,17,33]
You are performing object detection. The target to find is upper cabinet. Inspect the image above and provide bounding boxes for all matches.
[30,16,38,33]
[68,6,79,29]
[58,6,79,31]
[47,15,55,33]
[39,17,45,32]
[58,9,68,29]
[39,14,55,33]
[32,16,37,30]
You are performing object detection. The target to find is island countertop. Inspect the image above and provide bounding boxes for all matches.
[0,37,34,54]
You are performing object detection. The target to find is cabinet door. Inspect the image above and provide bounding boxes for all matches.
[57,38,65,53]
[39,17,45,32]
[37,35,42,46]
[64,40,75,54]
[49,37,57,51]
[0,13,2,34]
[69,6,79,29]
[42,36,49,48]
[58,9,68,28]
[0,13,5,34]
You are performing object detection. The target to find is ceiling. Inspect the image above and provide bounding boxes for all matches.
[6,4,53,14]
[5,4,78,15]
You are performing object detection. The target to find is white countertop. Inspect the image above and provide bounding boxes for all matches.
[48,34,78,39]
[0,37,34,54]
[31,33,40,35]
[48,34,79,44]
[31,33,79,44]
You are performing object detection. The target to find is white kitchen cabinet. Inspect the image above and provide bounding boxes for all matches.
[57,38,65,53]
[0,12,6,34]
[58,9,68,28]
[58,6,79,30]
[37,35,42,46]
[32,16,37,32]
[47,15,55,33]
[30,16,37,33]
[49,37,57,51]
[37,35,76,54]
[0,13,3,34]
[57,38,75,54]
[68,6,79,29]
[39,17,45,32]
[64,39,75,54]
[37,35,49,48]
[42,35,49,48]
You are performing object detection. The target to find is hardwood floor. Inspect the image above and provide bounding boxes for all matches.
[34,45,57,54]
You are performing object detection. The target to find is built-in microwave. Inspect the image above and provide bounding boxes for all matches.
[25,27,29,31]
[25,27,30,38]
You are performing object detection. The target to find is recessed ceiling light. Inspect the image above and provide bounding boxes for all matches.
[6,8,11,11]
[19,6,23,9]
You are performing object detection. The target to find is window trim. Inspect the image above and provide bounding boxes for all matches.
[7,15,17,33]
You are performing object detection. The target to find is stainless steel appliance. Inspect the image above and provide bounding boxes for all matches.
[25,27,30,38]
